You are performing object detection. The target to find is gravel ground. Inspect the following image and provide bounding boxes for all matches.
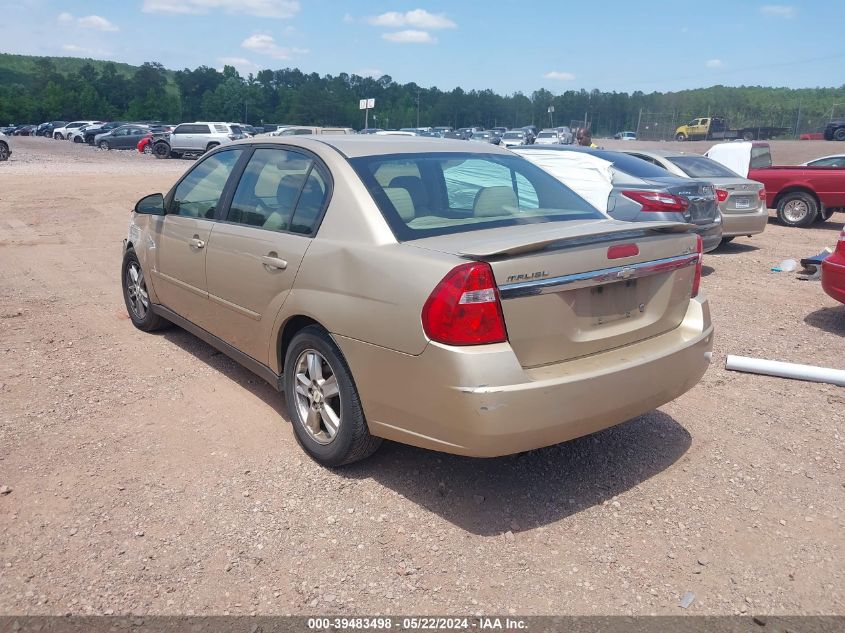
[0,136,843,616]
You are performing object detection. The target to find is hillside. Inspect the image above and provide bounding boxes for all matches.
[0,53,175,87]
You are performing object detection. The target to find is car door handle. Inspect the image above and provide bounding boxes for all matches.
[189,237,205,249]
[261,255,288,270]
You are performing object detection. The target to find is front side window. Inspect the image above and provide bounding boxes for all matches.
[350,152,600,240]
[171,149,243,219]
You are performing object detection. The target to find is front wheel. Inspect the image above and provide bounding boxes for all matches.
[99,140,110,150]
[73,136,83,143]
[54,133,63,140]
[283,326,381,467]
[0,142,8,161]
[777,192,818,227]
[121,249,168,332]
[675,133,687,142]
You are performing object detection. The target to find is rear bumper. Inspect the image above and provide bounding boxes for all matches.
[694,221,723,253]
[721,207,769,237]
[337,297,713,457]
[822,255,845,304]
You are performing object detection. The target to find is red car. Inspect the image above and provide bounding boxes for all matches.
[821,229,845,305]
[706,142,845,228]
[137,134,153,154]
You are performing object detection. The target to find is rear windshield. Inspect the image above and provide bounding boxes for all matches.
[670,155,739,178]
[349,152,603,240]
[538,132,557,138]
[590,150,673,179]
[503,132,523,138]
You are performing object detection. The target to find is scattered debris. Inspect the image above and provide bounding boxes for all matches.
[679,591,695,609]
[0,485,11,495]
[726,355,845,387]
[771,258,798,273]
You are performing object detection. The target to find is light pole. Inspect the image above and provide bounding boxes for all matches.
[548,105,554,128]
[416,90,420,128]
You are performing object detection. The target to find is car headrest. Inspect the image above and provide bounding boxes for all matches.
[383,187,415,222]
[473,186,518,217]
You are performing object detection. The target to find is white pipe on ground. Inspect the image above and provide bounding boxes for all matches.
[725,355,845,387]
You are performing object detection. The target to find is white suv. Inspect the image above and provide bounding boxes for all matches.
[156,122,245,158]
[53,120,99,140]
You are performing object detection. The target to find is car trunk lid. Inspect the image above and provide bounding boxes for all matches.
[652,178,719,225]
[412,219,700,367]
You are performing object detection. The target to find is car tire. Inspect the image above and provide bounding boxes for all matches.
[73,136,83,143]
[283,325,381,467]
[152,142,170,159]
[675,133,687,142]
[0,142,8,161]
[834,128,845,142]
[205,142,219,153]
[776,192,818,227]
[142,143,153,155]
[719,237,735,245]
[121,249,168,332]
[54,133,63,140]
[99,140,110,150]
[742,131,756,141]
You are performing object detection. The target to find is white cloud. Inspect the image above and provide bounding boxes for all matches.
[57,12,119,31]
[219,57,259,74]
[342,13,355,23]
[142,0,299,18]
[544,71,576,81]
[705,59,723,68]
[760,4,795,18]
[368,9,456,29]
[382,30,435,43]
[356,68,384,78]
[241,33,307,59]
[62,43,111,57]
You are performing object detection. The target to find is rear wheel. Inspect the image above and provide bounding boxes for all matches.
[834,128,845,141]
[153,142,170,159]
[73,135,83,143]
[776,192,818,227]
[205,142,219,153]
[283,326,381,467]
[142,143,153,155]
[742,130,756,141]
[675,133,687,142]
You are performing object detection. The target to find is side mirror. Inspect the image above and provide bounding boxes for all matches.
[135,193,165,215]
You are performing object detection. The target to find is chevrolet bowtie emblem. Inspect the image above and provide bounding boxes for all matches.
[617,267,636,279]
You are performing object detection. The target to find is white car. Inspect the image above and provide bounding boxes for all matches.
[53,120,98,140]
[534,130,563,145]
[68,123,104,143]
[800,154,845,167]
[500,130,529,147]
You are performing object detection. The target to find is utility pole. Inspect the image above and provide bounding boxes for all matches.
[416,90,420,128]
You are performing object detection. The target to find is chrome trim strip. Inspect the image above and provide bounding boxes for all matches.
[499,253,699,299]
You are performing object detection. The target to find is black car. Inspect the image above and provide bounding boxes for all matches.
[84,121,127,145]
[96,124,152,150]
[443,130,469,140]
[824,119,845,142]
[12,125,36,136]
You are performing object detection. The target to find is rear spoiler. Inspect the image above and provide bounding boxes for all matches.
[459,222,696,258]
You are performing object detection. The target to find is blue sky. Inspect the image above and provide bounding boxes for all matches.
[2,0,842,94]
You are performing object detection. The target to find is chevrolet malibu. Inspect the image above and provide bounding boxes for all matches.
[123,136,713,466]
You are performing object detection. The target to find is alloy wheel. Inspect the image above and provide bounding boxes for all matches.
[125,262,149,320]
[782,199,808,223]
[293,349,341,445]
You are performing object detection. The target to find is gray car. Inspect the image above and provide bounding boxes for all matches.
[619,149,768,243]
[95,124,151,150]
[513,146,723,252]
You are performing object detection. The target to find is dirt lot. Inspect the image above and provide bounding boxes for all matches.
[1,136,843,616]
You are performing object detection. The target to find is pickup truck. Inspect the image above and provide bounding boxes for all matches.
[705,141,845,227]
[675,117,789,142]
[824,118,845,141]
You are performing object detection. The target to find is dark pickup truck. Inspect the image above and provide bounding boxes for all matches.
[706,141,845,227]
[824,118,845,141]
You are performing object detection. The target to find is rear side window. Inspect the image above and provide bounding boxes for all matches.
[750,146,773,169]
[171,149,243,219]
[213,124,228,133]
[670,155,740,178]
[226,148,328,235]
[350,152,600,240]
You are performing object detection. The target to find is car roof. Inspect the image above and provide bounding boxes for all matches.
[228,135,513,158]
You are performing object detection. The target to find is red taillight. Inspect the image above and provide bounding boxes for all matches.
[607,243,639,259]
[421,262,508,345]
[758,188,767,201]
[691,235,703,298]
[715,188,729,202]
[622,190,689,213]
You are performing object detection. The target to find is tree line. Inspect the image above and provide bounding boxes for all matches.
[1,55,843,136]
